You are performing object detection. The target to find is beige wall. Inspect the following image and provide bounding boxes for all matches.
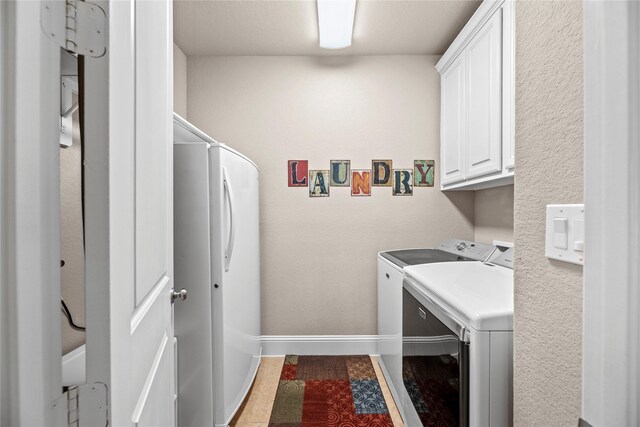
[514,1,583,425]
[61,102,85,354]
[188,55,475,335]
[474,185,514,245]
[173,43,187,118]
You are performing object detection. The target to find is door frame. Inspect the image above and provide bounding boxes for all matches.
[0,1,63,425]
[583,2,640,426]
[1,1,175,425]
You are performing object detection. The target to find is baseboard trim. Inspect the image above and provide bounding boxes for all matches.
[261,335,379,356]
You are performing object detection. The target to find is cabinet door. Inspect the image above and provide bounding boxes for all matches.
[441,55,466,185]
[466,9,503,179]
[502,1,515,171]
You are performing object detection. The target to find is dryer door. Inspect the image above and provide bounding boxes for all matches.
[402,284,469,427]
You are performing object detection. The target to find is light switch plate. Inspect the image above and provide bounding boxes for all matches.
[546,204,585,265]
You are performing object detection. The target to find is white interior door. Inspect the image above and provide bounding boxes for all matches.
[83,1,175,426]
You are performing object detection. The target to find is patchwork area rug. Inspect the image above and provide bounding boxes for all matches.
[268,355,394,426]
[403,355,460,426]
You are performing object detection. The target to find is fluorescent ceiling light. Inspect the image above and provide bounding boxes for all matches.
[317,0,357,49]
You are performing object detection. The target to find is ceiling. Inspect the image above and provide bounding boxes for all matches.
[174,0,481,56]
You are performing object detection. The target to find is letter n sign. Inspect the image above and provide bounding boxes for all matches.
[351,170,371,196]
[288,160,308,187]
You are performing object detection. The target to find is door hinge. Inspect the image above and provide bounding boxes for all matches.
[41,0,107,57]
[51,382,109,427]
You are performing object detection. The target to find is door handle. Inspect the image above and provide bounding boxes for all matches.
[171,288,188,303]
[223,168,236,272]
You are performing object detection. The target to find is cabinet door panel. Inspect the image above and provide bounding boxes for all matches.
[441,56,466,185]
[502,1,515,171]
[466,9,503,179]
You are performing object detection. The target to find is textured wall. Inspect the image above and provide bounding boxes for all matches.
[173,43,187,118]
[188,55,475,335]
[474,185,514,245]
[514,2,583,425]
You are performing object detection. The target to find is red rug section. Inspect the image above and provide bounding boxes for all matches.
[269,355,394,427]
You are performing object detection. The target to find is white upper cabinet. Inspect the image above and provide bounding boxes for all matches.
[502,1,516,172]
[437,0,514,190]
[441,56,466,185]
[466,9,502,179]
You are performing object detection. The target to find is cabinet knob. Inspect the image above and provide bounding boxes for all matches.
[385,273,390,279]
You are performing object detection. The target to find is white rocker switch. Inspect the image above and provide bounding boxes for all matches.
[574,218,585,252]
[553,218,568,249]
[546,204,585,265]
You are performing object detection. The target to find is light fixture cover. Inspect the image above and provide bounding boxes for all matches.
[317,0,357,49]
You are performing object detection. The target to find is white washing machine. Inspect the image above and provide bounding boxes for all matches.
[401,248,514,427]
[377,240,497,422]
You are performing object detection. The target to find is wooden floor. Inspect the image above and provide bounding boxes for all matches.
[231,355,404,426]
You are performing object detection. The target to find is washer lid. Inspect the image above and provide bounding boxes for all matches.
[380,249,470,268]
[379,240,497,268]
[404,262,514,331]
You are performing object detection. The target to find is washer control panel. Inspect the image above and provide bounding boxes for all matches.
[490,247,515,269]
[438,239,497,262]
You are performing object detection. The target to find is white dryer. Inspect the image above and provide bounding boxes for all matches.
[402,248,514,427]
[377,240,497,422]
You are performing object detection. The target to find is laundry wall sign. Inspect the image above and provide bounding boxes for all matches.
[372,160,392,187]
[330,160,351,187]
[309,170,330,197]
[288,159,435,197]
[393,169,413,196]
[414,160,435,187]
[351,170,372,196]
[288,160,308,187]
